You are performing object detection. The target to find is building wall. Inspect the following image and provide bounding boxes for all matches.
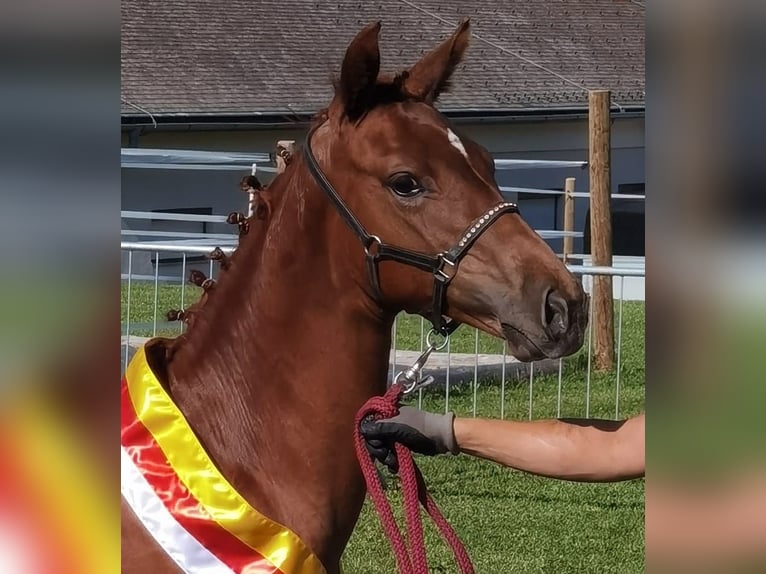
[122,115,644,258]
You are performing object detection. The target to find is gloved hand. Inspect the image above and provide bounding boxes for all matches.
[359,406,458,473]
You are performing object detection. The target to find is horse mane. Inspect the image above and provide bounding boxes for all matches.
[164,149,306,361]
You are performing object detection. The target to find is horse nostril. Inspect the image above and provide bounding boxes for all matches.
[544,290,569,338]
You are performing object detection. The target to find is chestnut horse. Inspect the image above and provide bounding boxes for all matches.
[121,19,588,574]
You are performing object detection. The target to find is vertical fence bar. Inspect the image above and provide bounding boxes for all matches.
[528,362,534,420]
[391,314,398,386]
[585,275,595,417]
[124,251,133,369]
[445,336,451,414]
[563,177,576,264]
[179,252,187,334]
[500,341,507,420]
[556,358,564,418]
[615,275,625,419]
[473,329,479,418]
[152,251,160,336]
[418,316,425,409]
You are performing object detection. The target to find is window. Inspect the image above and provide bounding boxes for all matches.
[583,183,645,257]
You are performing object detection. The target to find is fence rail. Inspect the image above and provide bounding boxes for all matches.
[121,210,232,223]
[500,186,645,200]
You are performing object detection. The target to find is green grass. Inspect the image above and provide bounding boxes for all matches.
[121,282,202,337]
[121,281,645,572]
[344,462,644,574]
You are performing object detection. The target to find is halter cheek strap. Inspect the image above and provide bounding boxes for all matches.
[303,123,519,336]
[426,201,520,334]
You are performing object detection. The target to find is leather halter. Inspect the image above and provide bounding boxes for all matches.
[302,123,520,336]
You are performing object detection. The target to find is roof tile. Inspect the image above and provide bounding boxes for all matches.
[121,0,644,116]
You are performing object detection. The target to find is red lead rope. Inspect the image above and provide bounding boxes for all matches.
[353,384,475,574]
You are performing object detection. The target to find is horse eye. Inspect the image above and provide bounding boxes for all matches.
[388,173,424,197]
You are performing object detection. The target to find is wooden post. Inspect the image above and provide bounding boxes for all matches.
[588,90,615,372]
[247,163,257,218]
[563,177,575,264]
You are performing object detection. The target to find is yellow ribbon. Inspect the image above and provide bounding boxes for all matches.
[125,346,326,574]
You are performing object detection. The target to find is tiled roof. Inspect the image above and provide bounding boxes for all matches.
[121,0,644,118]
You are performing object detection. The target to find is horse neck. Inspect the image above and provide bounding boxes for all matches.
[165,151,393,567]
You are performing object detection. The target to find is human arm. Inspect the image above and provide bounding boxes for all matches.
[453,414,644,482]
[361,408,644,482]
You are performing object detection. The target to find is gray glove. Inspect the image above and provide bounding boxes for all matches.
[360,407,458,472]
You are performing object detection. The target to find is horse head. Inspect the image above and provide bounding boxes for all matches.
[306,19,588,361]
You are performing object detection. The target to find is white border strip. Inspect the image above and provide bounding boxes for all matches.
[121,447,234,574]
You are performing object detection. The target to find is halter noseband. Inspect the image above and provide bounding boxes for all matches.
[302,123,519,336]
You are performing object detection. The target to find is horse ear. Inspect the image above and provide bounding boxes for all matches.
[403,18,471,104]
[337,21,382,119]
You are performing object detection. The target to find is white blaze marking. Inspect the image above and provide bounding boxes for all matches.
[447,128,469,159]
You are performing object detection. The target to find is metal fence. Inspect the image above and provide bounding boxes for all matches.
[121,150,644,422]
[121,242,644,422]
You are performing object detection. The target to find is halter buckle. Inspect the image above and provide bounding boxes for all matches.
[434,253,457,282]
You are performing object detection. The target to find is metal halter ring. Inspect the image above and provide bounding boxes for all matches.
[426,329,450,351]
[363,235,382,258]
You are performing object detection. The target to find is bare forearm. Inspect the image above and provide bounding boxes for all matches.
[453,415,644,482]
